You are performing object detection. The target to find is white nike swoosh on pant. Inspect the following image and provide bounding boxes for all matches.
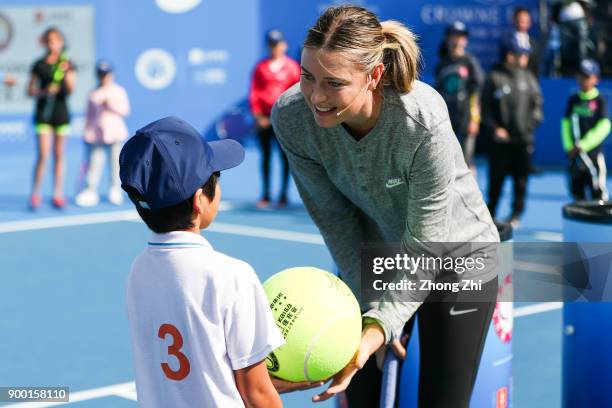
[449,307,479,316]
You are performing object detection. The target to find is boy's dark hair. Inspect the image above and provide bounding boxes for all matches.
[513,7,530,19]
[125,172,220,233]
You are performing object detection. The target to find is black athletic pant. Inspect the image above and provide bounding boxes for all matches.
[257,125,289,201]
[568,151,608,201]
[344,278,498,408]
[487,142,531,218]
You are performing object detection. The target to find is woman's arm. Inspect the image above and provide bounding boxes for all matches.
[272,105,367,302]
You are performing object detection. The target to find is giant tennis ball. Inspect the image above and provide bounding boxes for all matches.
[263,267,362,382]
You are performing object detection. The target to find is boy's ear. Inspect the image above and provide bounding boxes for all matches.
[192,188,205,215]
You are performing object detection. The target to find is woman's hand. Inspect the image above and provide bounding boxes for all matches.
[270,375,325,394]
[312,323,385,403]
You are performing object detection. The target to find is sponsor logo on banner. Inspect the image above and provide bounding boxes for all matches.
[0,120,27,141]
[0,13,13,51]
[188,48,229,65]
[493,274,513,343]
[155,0,201,13]
[496,386,508,408]
[135,48,176,90]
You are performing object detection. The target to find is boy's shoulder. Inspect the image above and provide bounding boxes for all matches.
[134,233,257,283]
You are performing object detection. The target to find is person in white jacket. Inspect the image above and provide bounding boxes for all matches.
[76,60,130,206]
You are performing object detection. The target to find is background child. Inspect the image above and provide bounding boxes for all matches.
[27,27,76,209]
[561,59,611,201]
[76,60,130,207]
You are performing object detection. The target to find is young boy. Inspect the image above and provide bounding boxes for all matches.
[120,116,289,407]
[562,59,611,201]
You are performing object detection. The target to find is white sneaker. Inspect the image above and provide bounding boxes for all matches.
[108,187,124,205]
[75,189,100,207]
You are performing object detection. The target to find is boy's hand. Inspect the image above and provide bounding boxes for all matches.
[269,375,325,394]
[312,323,385,403]
[569,146,581,160]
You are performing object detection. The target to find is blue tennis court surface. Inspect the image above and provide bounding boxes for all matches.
[2,137,608,407]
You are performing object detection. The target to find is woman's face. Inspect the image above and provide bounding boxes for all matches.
[300,48,372,128]
[45,31,64,54]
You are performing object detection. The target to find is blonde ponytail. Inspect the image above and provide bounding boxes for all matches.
[381,20,421,92]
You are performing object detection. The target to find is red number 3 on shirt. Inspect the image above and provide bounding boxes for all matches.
[158,323,191,381]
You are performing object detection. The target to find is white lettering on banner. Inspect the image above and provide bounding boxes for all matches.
[194,69,227,85]
[188,48,229,65]
[421,5,500,25]
[134,49,177,91]
[155,0,201,14]
[0,121,27,141]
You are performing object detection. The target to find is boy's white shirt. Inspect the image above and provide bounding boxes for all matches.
[127,231,284,407]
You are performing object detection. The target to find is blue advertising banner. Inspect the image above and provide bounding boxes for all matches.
[0,0,608,167]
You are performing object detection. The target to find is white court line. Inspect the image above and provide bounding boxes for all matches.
[528,231,563,242]
[514,260,560,275]
[0,210,139,233]
[0,207,325,245]
[513,302,563,317]
[0,202,235,234]
[208,222,324,245]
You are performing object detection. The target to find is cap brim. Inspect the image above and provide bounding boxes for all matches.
[208,139,245,172]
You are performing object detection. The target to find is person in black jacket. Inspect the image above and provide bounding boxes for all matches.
[435,21,484,169]
[482,34,543,228]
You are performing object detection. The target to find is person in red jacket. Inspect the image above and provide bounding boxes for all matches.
[249,29,300,208]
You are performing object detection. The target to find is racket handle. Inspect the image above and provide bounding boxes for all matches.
[380,350,400,408]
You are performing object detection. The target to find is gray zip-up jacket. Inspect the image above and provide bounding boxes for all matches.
[271,81,499,343]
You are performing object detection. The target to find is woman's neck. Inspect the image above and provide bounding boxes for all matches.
[343,89,383,139]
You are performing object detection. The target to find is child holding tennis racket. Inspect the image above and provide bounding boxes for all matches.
[561,59,611,201]
[27,27,76,209]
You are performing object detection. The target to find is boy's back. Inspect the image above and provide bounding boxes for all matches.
[128,231,284,408]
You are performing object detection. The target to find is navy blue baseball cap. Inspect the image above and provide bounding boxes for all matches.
[446,21,469,36]
[119,116,245,210]
[96,59,113,76]
[266,29,285,45]
[501,33,531,55]
[578,59,600,77]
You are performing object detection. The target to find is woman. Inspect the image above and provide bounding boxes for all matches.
[434,21,484,170]
[271,6,499,407]
[28,27,76,209]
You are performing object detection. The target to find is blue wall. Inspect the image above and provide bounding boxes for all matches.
[0,0,610,167]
